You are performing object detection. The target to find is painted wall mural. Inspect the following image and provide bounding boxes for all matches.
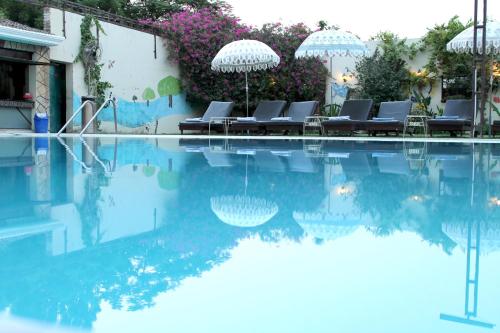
[72,76,192,129]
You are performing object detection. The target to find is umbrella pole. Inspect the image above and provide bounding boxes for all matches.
[330,56,334,104]
[245,72,249,117]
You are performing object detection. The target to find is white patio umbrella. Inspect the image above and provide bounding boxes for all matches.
[211,39,280,116]
[295,29,368,104]
[446,21,500,54]
[446,21,500,136]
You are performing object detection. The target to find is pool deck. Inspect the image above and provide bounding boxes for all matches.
[0,131,499,143]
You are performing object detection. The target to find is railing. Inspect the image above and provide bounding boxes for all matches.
[56,99,92,136]
[16,0,166,37]
[80,97,117,135]
[56,136,113,175]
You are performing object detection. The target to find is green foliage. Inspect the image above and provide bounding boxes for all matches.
[157,76,181,108]
[355,50,410,109]
[161,9,328,112]
[412,90,432,116]
[142,87,156,106]
[125,0,226,20]
[0,0,224,29]
[317,20,338,31]
[142,87,156,100]
[157,76,181,96]
[76,15,112,106]
[354,32,413,110]
[142,165,156,177]
[0,0,43,29]
[157,170,180,190]
[420,16,473,79]
[372,31,418,60]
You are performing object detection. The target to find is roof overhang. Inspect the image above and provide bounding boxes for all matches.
[0,25,65,47]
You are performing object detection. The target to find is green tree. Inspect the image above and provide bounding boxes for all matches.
[0,0,44,29]
[125,0,226,20]
[142,87,156,107]
[157,76,181,108]
[157,170,180,190]
[420,16,473,78]
[0,0,226,28]
[420,16,473,100]
[354,32,412,110]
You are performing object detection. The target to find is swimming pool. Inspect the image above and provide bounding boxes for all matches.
[0,137,499,333]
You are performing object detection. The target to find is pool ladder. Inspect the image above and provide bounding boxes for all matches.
[56,136,115,175]
[57,95,118,136]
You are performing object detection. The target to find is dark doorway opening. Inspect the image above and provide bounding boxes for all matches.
[49,62,66,133]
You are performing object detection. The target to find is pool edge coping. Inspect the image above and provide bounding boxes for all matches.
[0,132,499,144]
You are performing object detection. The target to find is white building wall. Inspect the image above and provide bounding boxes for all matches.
[324,39,500,122]
[49,8,194,134]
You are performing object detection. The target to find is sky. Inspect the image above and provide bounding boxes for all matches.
[226,0,500,40]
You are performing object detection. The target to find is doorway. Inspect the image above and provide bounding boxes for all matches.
[49,63,66,133]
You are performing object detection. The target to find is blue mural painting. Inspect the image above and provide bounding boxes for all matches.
[72,92,193,128]
[331,83,349,100]
[97,140,187,171]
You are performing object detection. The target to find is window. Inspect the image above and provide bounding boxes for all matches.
[441,76,472,103]
[0,48,31,100]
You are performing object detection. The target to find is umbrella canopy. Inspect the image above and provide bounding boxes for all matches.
[446,21,500,54]
[211,195,279,228]
[212,39,280,116]
[293,211,361,241]
[295,29,368,59]
[211,39,280,72]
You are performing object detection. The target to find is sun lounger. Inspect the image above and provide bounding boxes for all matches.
[261,101,319,135]
[492,121,500,136]
[179,101,234,134]
[203,149,234,167]
[363,100,412,136]
[322,99,373,135]
[427,99,473,136]
[229,100,286,133]
[376,152,410,175]
[287,150,318,173]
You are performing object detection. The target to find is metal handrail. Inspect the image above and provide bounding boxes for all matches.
[56,137,91,172]
[80,97,118,136]
[79,137,112,174]
[57,100,93,136]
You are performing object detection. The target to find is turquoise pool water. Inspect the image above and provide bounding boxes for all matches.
[0,137,499,333]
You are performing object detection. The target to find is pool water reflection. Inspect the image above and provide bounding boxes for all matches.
[0,137,499,333]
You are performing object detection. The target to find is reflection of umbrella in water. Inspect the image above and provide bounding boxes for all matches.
[293,183,369,240]
[293,212,361,241]
[211,155,278,228]
[442,221,500,255]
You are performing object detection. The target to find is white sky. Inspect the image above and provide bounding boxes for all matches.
[227,0,500,40]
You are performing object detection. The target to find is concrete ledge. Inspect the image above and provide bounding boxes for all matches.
[0,132,499,144]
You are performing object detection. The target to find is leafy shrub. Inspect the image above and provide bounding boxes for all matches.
[156,8,328,113]
[354,32,412,112]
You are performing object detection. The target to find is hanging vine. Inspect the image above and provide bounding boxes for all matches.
[76,15,112,106]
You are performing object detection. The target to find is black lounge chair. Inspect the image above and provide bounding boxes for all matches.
[261,101,319,135]
[179,101,234,134]
[322,99,373,135]
[363,100,412,136]
[229,100,286,133]
[427,99,473,136]
[492,121,500,136]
